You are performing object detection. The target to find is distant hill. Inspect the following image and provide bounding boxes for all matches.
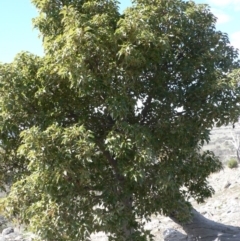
[203,123,240,163]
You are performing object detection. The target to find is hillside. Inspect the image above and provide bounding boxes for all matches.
[203,123,240,163]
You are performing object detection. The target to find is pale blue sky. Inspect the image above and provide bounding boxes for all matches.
[0,0,239,63]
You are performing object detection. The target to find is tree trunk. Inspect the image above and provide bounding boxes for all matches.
[122,196,133,239]
[165,209,240,241]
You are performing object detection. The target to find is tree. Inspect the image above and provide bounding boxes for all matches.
[0,0,240,240]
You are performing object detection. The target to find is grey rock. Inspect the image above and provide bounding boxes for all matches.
[224,181,231,189]
[13,235,24,241]
[163,228,188,241]
[2,227,14,235]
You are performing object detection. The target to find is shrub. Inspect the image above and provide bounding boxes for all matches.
[227,159,238,169]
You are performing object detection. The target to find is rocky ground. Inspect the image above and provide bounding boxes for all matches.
[0,166,240,241]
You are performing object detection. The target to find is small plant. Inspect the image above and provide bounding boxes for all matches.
[227,159,238,169]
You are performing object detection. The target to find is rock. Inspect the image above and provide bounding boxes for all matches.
[163,228,187,241]
[14,235,24,241]
[224,181,231,189]
[0,226,37,241]
[2,227,14,235]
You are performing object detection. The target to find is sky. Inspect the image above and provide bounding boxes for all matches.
[0,0,239,63]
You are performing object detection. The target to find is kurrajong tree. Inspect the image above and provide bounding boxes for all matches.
[0,0,240,240]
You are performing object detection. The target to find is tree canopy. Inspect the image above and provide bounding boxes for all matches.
[0,0,239,240]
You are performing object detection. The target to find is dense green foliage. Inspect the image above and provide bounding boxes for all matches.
[0,0,240,240]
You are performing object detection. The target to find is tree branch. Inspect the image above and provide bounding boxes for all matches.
[95,139,125,186]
